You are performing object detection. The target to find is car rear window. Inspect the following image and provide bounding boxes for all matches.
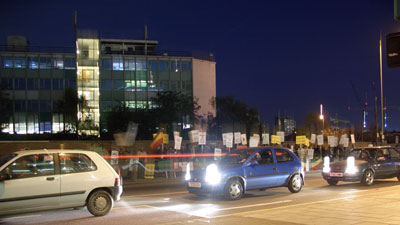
[275,149,294,163]
[59,153,97,174]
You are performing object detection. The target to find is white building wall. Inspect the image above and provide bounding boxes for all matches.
[192,58,216,119]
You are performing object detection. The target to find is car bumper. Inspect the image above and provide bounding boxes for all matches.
[185,181,224,195]
[111,185,123,201]
[322,172,362,182]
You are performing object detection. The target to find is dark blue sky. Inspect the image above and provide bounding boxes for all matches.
[1,0,400,130]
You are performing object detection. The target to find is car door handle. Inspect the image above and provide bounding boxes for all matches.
[273,168,277,171]
[46,177,55,181]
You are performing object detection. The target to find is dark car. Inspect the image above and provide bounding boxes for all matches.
[185,147,304,200]
[322,146,400,186]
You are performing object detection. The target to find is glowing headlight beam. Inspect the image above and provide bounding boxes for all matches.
[205,164,221,185]
[345,156,357,174]
[323,156,330,173]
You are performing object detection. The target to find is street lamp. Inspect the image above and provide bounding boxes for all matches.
[320,104,324,131]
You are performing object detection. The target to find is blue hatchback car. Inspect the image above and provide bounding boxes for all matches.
[185,147,304,200]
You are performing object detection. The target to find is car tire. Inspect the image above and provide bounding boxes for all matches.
[87,190,114,216]
[288,174,303,193]
[224,179,243,200]
[361,170,374,186]
[327,180,339,186]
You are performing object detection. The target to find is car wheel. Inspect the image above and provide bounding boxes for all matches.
[87,190,114,216]
[224,179,243,200]
[288,174,303,193]
[361,170,374,186]
[327,180,339,186]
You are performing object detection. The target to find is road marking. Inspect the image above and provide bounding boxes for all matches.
[218,200,292,211]
[114,204,154,210]
[123,191,188,197]
[339,190,367,195]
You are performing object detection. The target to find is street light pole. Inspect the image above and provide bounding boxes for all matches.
[379,34,385,144]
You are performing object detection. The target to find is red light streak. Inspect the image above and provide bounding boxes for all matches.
[103,153,227,159]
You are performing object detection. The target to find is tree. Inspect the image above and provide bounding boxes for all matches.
[56,88,79,134]
[297,112,331,136]
[151,91,200,135]
[210,96,260,138]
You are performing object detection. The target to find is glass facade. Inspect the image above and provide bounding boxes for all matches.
[0,53,76,134]
[0,41,195,136]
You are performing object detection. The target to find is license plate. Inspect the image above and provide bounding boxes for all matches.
[330,172,343,177]
[188,182,201,188]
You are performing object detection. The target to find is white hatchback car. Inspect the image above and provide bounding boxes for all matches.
[0,149,122,217]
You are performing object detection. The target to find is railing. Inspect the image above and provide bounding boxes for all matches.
[0,45,75,54]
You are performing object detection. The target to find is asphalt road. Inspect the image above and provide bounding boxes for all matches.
[2,172,400,225]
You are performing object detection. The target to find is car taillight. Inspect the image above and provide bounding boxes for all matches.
[115,168,121,186]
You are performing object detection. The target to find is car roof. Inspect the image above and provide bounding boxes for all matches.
[13,149,96,156]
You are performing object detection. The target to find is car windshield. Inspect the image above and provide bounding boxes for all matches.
[0,154,17,168]
[348,149,376,161]
[219,149,256,165]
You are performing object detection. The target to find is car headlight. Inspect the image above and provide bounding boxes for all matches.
[185,163,191,181]
[323,156,330,173]
[345,156,358,174]
[205,164,221,185]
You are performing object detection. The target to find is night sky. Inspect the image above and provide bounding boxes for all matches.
[1,0,400,131]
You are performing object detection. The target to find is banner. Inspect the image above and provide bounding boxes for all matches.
[150,132,164,150]
[277,131,285,142]
[199,132,206,145]
[262,133,270,145]
[234,132,241,144]
[249,136,259,147]
[296,136,307,145]
[223,133,227,146]
[343,138,349,148]
[174,136,182,150]
[163,134,169,144]
[311,134,316,144]
[328,136,338,147]
[226,133,233,148]
[241,134,247,145]
[339,134,347,145]
[111,150,119,165]
[317,135,324,146]
[351,134,356,144]
[189,130,199,143]
[271,135,281,145]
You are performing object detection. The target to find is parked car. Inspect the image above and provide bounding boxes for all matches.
[185,147,304,200]
[0,149,122,217]
[322,146,400,186]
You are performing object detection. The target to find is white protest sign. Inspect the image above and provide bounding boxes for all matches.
[241,134,247,145]
[234,132,241,144]
[308,149,314,160]
[351,134,356,144]
[174,136,182,150]
[226,133,233,148]
[249,136,259,147]
[311,134,316,144]
[111,150,119,165]
[328,136,338,147]
[339,134,347,145]
[277,131,285,142]
[317,135,324,146]
[199,132,206,145]
[214,148,222,160]
[262,133,270,145]
[343,138,349,148]
[189,130,199,143]
[174,131,180,137]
